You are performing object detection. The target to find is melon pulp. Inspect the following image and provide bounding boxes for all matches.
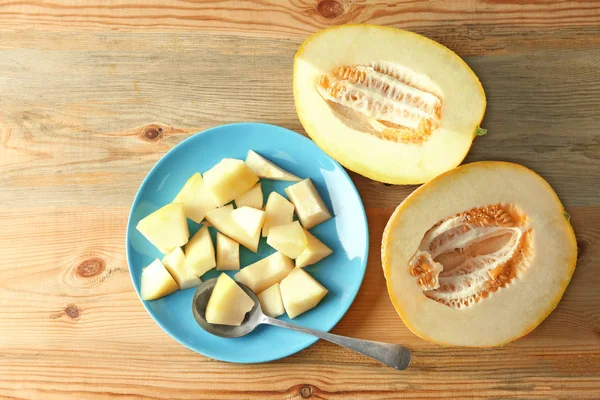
[293,24,486,184]
[382,162,577,347]
[206,273,255,326]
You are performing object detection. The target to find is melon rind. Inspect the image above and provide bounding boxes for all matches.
[382,161,577,347]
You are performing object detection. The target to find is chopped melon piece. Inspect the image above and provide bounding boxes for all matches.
[262,192,295,237]
[293,24,487,184]
[140,259,179,300]
[234,252,294,294]
[235,182,263,209]
[216,232,240,271]
[266,221,307,259]
[382,161,577,347]
[231,206,266,239]
[173,172,217,223]
[296,230,333,268]
[136,202,189,254]
[206,273,255,326]
[280,268,328,319]
[203,158,259,207]
[257,283,285,318]
[162,247,201,290]
[245,150,301,181]
[184,226,216,277]
[205,205,259,252]
[284,178,331,229]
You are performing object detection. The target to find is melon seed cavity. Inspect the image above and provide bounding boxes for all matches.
[408,204,533,309]
[317,62,442,143]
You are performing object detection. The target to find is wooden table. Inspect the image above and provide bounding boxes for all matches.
[1,1,599,399]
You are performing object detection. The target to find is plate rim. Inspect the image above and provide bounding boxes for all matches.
[125,122,369,363]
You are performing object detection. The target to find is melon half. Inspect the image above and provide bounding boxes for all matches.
[382,162,577,346]
[294,24,486,184]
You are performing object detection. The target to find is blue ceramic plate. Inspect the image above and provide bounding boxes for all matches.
[126,123,369,363]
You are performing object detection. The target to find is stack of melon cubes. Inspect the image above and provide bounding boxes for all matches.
[136,150,334,325]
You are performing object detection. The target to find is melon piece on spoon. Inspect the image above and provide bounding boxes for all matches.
[206,273,255,326]
[382,161,577,347]
[293,24,486,184]
[246,150,301,181]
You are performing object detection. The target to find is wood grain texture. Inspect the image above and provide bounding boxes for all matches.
[1,1,600,399]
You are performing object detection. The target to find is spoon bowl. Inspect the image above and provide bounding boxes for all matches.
[192,278,264,338]
[191,278,411,370]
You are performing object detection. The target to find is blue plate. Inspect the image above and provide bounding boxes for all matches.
[126,122,369,363]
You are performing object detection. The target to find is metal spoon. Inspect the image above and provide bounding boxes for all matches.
[191,278,411,370]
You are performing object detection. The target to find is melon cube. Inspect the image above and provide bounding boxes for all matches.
[206,205,259,252]
[231,206,266,239]
[284,178,332,229]
[203,158,259,207]
[136,202,189,254]
[173,172,217,223]
[234,252,294,294]
[162,247,201,290]
[257,283,285,318]
[216,232,240,271]
[235,182,263,209]
[184,226,216,277]
[280,268,328,319]
[140,259,179,300]
[206,273,255,326]
[295,230,333,268]
[266,221,307,259]
[245,150,301,181]
[262,192,295,237]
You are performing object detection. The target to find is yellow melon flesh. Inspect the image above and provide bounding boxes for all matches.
[162,247,201,290]
[205,205,260,252]
[136,202,189,254]
[295,230,333,268]
[216,232,240,271]
[293,24,486,184]
[184,226,216,278]
[140,259,179,301]
[235,183,263,209]
[382,161,577,347]
[173,172,217,223]
[257,283,285,318]
[203,158,259,207]
[206,273,255,326]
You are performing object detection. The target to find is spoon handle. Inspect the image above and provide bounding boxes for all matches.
[260,315,411,370]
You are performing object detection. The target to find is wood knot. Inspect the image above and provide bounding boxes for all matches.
[317,0,344,18]
[383,183,393,187]
[576,239,587,261]
[64,304,80,319]
[140,125,164,142]
[145,127,162,141]
[76,257,105,278]
[300,385,312,398]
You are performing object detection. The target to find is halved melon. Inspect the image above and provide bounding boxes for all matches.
[293,24,486,184]
[382,162,577,346]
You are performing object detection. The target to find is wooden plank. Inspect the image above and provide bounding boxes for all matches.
[2,1,600,398]
[0,207,598,399]
[1,0,600,48]
[1,32,599,209]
